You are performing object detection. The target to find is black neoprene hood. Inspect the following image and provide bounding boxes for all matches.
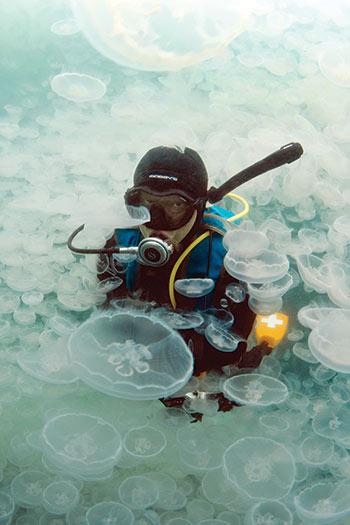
[132,146,208,201]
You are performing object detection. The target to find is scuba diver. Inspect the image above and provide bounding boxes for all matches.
[68,142,303,416]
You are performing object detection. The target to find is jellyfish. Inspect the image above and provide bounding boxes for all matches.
[41,413,122,480]
[0,491,15,524]
[17,339,79,384]
[68,311,194,399]
[50,73,106,102]
[319,44,350,88]
[224,249,289,284]
[50,19,80,35]
[123,425,167,459]
[152,308,204,330]
[294,481,350,523]
[71,0,250,71]
[223,437,295,500]
[223,230,270,257]
[223,374,289,406]
[85,501,134,525]
[118,475,159,509]
[10,471,51,508]
[42,480,80,514]
[308,309,350,372]
[312,405,350,447]
[300,435,334,466]
[174,278,215,298]
[247,500,293,525]
[205,324,242,353]
[201,469,238,505]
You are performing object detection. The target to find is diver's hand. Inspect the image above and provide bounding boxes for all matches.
[239,341,272,369]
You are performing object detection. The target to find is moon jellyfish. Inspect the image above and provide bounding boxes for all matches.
[0,491,15,524]
[50,19,80,35]
[223,437,295,500]
[247,273,293,303]
[201,469,238,505]
[118,475,159,509]
[123,425,167,459]
[174,279,215,298]
[312,405,350,447]
[225,282,246,303]
[224,249,289,284]
[21,291,44,306]
[17,340,78,384]
[152,308,204,330]
[223,230,270,258]
[42,480,80,514]
[333,215,350,236]
[319,44,350,88]
[247,500,293,525]
[308,309,350,372]
[85,501,134,525]
[205,324,242,352]
[69,311,193,399]
[41,413,122,479]
[300,435,334,466]
[50,73,106,102]
[10,471,50,508]
[223,374,289,406]
[294,481,350,524]
[71,0,250,71]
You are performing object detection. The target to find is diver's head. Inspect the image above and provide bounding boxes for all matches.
[124,145,208,245]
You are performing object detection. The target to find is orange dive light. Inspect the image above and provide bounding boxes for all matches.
[255,313,289,349]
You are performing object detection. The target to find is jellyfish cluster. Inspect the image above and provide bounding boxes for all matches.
[2,0,350,522]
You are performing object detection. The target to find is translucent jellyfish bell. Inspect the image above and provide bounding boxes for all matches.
[0,491,15,524]
[223,230,270,257]
[42,481,80,514]
[308,309,350,372]
[85,501,135,525]
[50,73,106,102]
[300,435,334,466]
[223,374,289,406]
[294,481,350,524]
[152,308,204,330]
[319,43,350,87]
[174,278,215,298]
[71,0,250,71]
[118,475,159,509]
[50,19,80,35]
[41,413,122,479]
[205,324,242,353]
[10,471,50,508]
[224,249,289,284]
[68,311,194,399]
[247,500,293,525]
[123,425,167,459]
[223,437,295,500]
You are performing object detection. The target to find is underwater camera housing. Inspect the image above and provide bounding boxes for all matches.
[67,142,303,266]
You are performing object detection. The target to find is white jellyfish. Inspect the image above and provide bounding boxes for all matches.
[41,412,122,480]
[50,73,106,102]
[68,311,194,399]
[247,500,293,525]
[50,19,80,35]
[42,480,80,514]
[174,278,215,298]
[123,425,167,459]
[223,437,295,500]
[118,475,159,509]
[319,44,350,88]
[294,481,350,524]
[71,0,250,71]
[223,374,289,406]
[224,249,289,284]
[0,491,15,524]
[85,501,135,525]
[10,471,51,508]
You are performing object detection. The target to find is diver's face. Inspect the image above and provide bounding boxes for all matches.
[140,209,198,247]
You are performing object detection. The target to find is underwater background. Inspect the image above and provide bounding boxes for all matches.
[1,0,350,523]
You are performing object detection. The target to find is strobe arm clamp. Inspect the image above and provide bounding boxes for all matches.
[67,225,173,266]
[207,142,304,204]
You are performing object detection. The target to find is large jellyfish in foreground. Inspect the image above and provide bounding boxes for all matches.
[71,0,250,71]
[68,311,194,399]
[223,437,295,500]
